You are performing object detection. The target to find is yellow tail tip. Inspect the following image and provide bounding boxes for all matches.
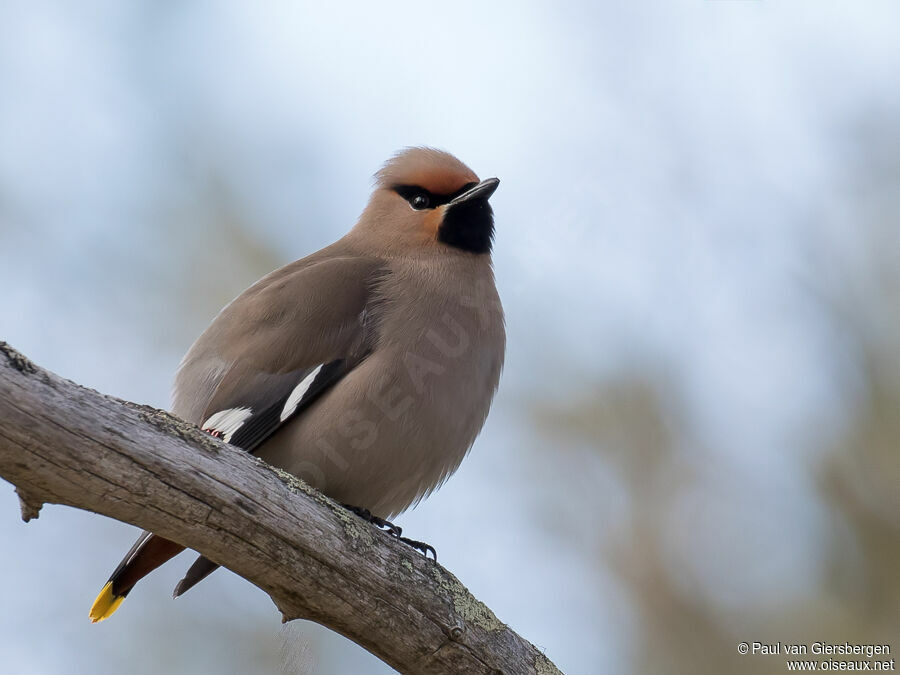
[89,581,125,623]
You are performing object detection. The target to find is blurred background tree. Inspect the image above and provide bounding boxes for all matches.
[530,108,900,674]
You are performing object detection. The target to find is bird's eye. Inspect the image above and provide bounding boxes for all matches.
[410,193,430,210]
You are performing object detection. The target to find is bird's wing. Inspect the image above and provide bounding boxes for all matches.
[90,255,389,615]
[173,254,387,453]
[164,254,387,600]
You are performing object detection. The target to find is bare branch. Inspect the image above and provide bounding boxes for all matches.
[0,341,561,675]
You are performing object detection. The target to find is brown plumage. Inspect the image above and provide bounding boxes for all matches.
[89,147,505,621]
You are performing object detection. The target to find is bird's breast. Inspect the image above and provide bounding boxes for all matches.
[257,261,505,518]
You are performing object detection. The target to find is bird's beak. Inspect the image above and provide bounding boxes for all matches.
[448,177,500,206]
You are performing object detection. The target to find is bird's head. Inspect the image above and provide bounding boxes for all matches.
[356,147,499,256]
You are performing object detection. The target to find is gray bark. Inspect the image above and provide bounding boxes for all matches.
[0,342,561,675]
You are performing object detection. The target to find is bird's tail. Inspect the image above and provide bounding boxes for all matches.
[89,532,185,623]
[173,555,220,599]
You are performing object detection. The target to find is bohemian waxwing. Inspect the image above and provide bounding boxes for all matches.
[90,147,505,622]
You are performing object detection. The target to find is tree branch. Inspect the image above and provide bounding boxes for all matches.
[0,342,561,674]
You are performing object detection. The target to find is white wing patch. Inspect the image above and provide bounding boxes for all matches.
[202,407,254,443]
[280,365,324,422]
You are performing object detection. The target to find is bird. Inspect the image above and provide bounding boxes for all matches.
[89,147,505,622]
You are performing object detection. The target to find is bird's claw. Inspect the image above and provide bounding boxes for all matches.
[342,504,437,560]
[398,537,437,561]
[342,504,402,537]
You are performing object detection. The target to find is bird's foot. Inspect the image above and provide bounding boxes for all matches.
[341,504,437,561]
[342,504,403,537]
[397,537,437,561]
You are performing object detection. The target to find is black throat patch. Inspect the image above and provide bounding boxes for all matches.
[438,199,495,254]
